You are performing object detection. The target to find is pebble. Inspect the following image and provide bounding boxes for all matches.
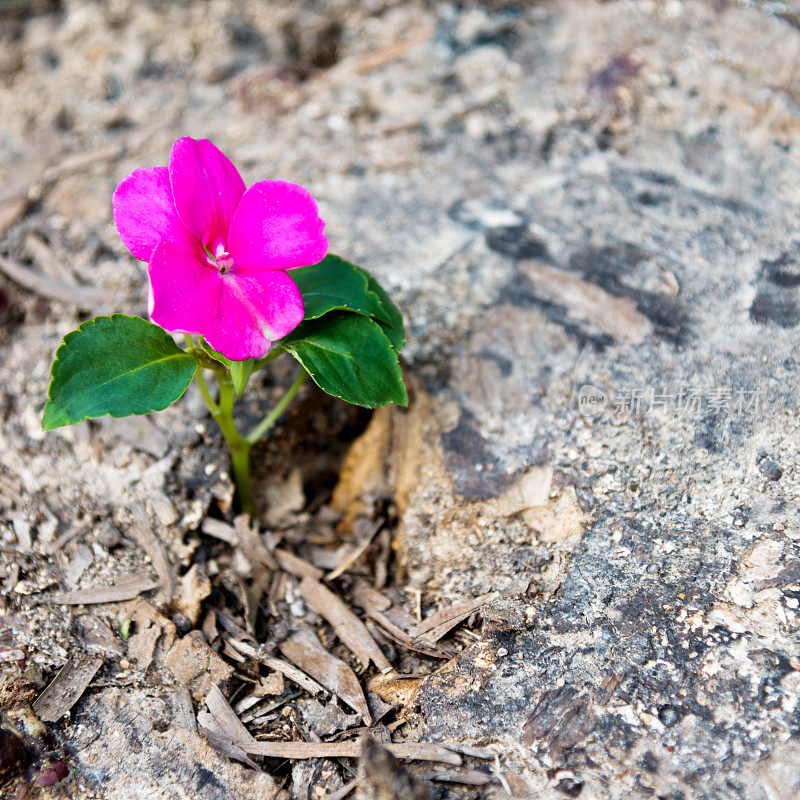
[758,459,782,481]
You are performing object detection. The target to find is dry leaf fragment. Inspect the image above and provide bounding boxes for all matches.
[300,577,392,672]
[368,672,421,711]
[264,469,306,527]
[407,593,497,643]
[198,727,260,770]
[51,571,157,605]
[32,654,103,722]
[233,515,278,570]
[227,638,327,695]
[172,687,196,731]
[326,519,384,580]
[280,627,372,724]
[128,523,174,606]
[238,739,461,764]
[331,406,393,527]
[274,548,323,580]
[204,684,257,746]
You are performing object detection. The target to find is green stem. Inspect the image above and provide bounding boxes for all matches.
[214,370,255,516]
[246,369,307,446]
[194,368,219,416]
[185,337,306,517]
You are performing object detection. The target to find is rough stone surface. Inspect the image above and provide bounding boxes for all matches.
[2,0,800,798]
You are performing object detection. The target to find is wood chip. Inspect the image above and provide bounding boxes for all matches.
[172,687,196,731]
[233,515,278,570]
[364,615,453,660]
[129,523,174,606]
[274,548,323,580]
[300,577,392,672]
[126,619,162,671]
[32,654,103,722]
[238,740,462,764]
[204,684,257,746]
[0,253,108,309]
[424,769,494,786]
[227,638,326,696]
[407,593,497,643]
[326,518,383,581]
[439,743,497,760]
[41,140,128,183]
[52,571,157,605]
[201,517,238,545]
[279,627,372,724]
[323,778,357,800]
[43,518,92,555]
[198,726,260,770]
[175,563,211,626]
[74,614,124,657]
[350,582,392,614]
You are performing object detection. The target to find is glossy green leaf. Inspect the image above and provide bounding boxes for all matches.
[364,273,405,351]
[199,337,228,366]
[292,255,387,321]
[282,313,407,409]
[42,315,197,430]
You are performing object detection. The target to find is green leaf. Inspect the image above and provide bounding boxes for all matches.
[42,315,197,430]
[291,255,406,351]
[364,273,405,351]
[199,337,229,365]
[282,313,408,409]
[292,255,387,321]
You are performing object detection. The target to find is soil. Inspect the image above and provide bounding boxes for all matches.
[2,1,800,799]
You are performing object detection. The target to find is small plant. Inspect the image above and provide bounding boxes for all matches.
[42,137,407,515]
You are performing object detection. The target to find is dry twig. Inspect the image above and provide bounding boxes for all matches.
[300,577,392,672]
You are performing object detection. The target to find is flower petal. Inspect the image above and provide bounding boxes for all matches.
[169,137,246,252]
[112,167,189,262]
[227,180,328,272]
[148,238,223,335]
[202,270,305,361]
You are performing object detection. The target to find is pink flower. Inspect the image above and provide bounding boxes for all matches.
[112,137,328,360]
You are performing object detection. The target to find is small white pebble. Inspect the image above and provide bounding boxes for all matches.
[496,647,508,657]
